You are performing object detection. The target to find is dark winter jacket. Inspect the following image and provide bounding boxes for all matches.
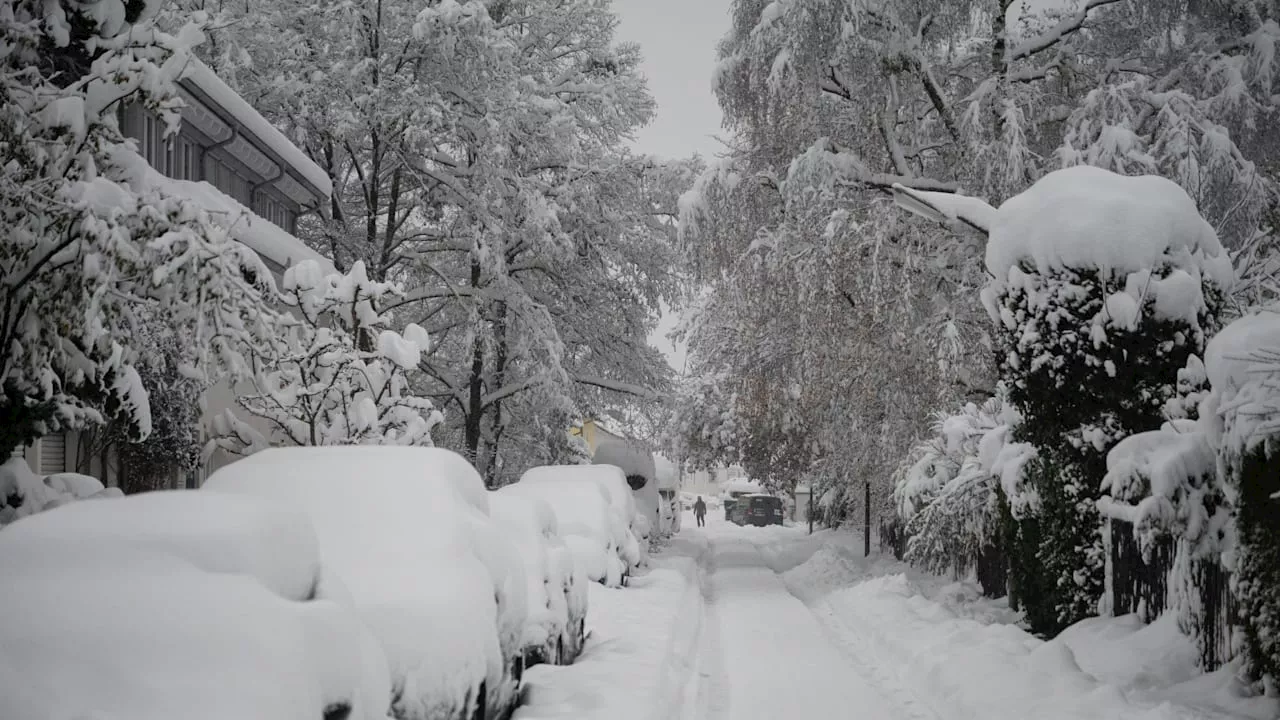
[693,499,706,516]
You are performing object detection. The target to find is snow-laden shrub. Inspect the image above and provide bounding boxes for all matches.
[1204,310,1280,689]
[984,167,1231,636]
[0,458,120,527]
[895,389,1031,597]
[210,261,443,455]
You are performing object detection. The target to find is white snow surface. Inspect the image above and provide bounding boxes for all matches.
[1203,309,1280,392]
[0,489,323,601]
[204,446,519,720]
[0,558,390,720]
[594,440,663,544]
[987,166,1231,283]
[0,459,120,526]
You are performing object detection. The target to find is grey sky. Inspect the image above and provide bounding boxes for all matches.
[613,0,733,373]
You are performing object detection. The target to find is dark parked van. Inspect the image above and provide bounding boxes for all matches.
[730,494,784,527]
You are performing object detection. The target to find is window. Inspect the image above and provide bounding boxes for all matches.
[254,193,297,230]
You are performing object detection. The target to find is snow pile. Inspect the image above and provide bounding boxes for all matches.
[817,571,1274,720]
[0,558,389,720]
[0,458,120,526]
[654,453,680,491]
[204,446,524,720]
[1202,309,1280,455]
[982,166,1232,335]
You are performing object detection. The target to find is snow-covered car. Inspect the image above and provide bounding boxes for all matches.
[575,463,645,569]
[593,439,661,545]
[0,492,390,720]
[204,446,528,720]
[507,466,639,587]
[489,490,588,666]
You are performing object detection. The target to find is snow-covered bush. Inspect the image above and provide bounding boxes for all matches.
[209,261,444,454]
[1203,310,1280,689]
[984,167,1231,635]
[0,1,278,458]
[0,458,120,526]
[204,446,528,720]
[894,390,1024,596]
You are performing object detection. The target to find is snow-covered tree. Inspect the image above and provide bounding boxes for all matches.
[177,0,686,483]
[210,260,443,453]
[0,0,279,458]
[677,0,1280,515]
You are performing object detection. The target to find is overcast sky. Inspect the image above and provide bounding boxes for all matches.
[612,0,733,374]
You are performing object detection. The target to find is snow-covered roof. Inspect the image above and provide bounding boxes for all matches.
[593,438,656,480]
[723,478,764,495]
[114,147,331,274]
[654,454,679,490]
[180,59,332,198]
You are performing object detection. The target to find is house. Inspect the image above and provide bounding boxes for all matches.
[16,59,332,488]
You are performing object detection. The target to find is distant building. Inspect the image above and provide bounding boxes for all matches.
[17,59,332,487]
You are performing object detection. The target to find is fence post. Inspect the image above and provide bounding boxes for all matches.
[864,481,871,557]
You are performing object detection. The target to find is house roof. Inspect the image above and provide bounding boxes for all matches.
[179,59,332,200]
[114,147,333,274]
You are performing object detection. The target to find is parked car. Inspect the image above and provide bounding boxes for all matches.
[489,490,587,667]
[511,465,643,586]
[729,494,786,527]
[204,446,528,720]
[0,491,390,720]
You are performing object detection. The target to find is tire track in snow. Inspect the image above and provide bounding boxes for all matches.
[687,535,731,720]
[807,596,948,720]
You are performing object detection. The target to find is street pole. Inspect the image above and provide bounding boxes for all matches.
[864,481,871,557]
[807,487,814,535]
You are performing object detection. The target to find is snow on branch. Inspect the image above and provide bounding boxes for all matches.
[1006,0,1122,66]
[573,375,661,400]
[789,138,961,195]
[891,184,995,236]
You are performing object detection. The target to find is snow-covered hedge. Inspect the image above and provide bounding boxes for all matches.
[1100,308,1280,688]
[983,167,1230,635]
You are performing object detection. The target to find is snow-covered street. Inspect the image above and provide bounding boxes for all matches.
[519,511,1277,720]
[691,520,896,720]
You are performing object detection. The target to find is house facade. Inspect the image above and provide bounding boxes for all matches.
[16,59,332,488]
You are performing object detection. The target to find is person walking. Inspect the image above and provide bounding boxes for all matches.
[693,496,707,527]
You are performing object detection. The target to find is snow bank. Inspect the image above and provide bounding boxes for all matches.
[515,553,704,720]
[815,567,1275,720]
[0,559,389,720]
[204,446,518,720]
[0,490,323,601]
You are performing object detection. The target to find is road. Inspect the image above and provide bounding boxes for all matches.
[685,514,904,720]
